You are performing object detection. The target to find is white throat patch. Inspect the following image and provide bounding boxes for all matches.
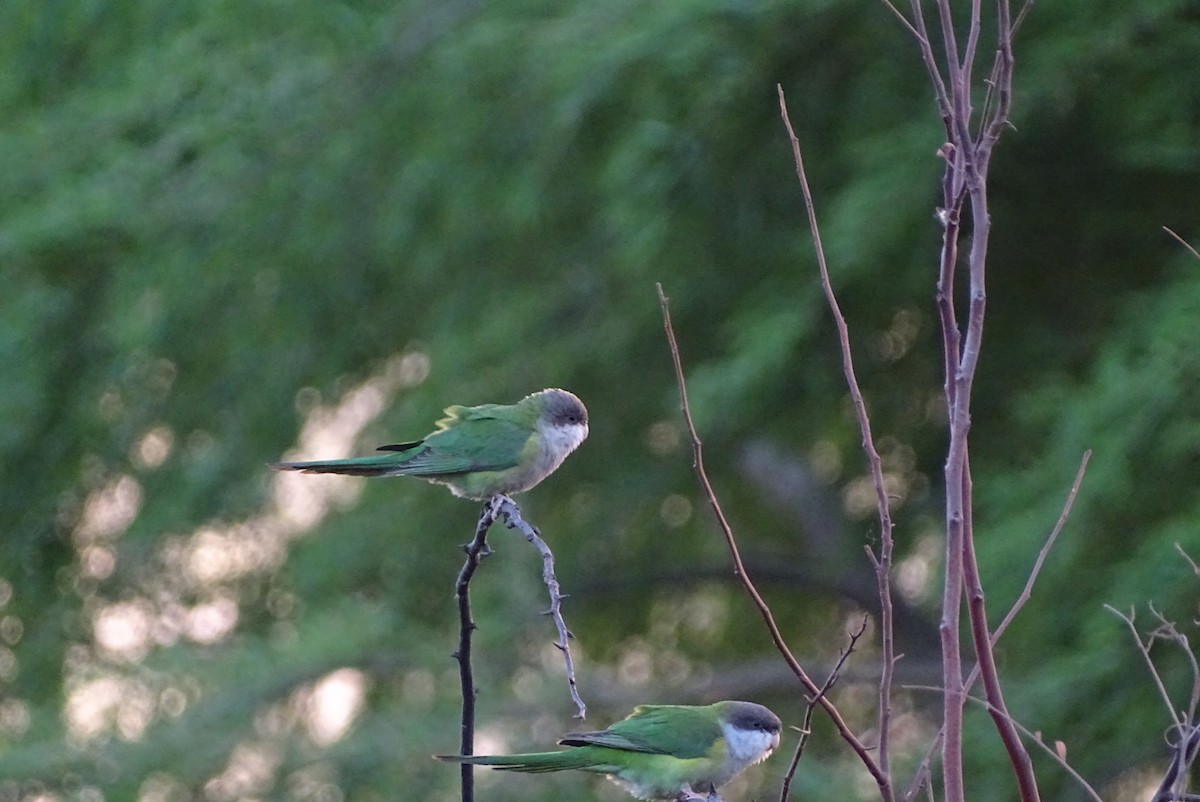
[539,420,588,466]
[722,721,780,768]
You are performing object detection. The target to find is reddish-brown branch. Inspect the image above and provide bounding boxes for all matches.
[888,1,1034,800]
[904,451,1090,802]
[656,284,889,796]
[775,86,898,802]
[781,618,868,801]
[960,460,1040,801]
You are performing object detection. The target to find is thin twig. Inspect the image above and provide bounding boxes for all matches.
[1177,543,1200,578]
[1106,605,1182,731]
[496,496,587,718]
[903,0,954,124]
[904,748,935,802]
[781,617,869,801]
[1164,227,1200,261]
[962,0,983,97]
[878,0,922,39]
[656,283,888,793]
[775,84,897,802]
[978,0,1016,162]
[1109,552,1200,802]
[1142,595,1200,802]
[1014,0,1036,35]
[986,451,1091,646]
[1146,605,1200,724]
[451,496,503,802]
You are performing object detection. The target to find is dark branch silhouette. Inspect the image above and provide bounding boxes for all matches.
[451,495,587,802]
[450,496,500,802]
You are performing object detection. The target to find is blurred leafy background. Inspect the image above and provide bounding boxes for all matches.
[1,0,1199,800]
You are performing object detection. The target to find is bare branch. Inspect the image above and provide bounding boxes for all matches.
[450,496,588,802]
[1106,605,1182,730]
[496,497,587,718]
[1014,0,1036,34]
[1152,725,1200,802]
[902,0,954,124]
[781,617,869,801]
[988,451,1091,646]
[1178,543,1200,578]
[878,0,922,40]
[907,684,1104,802]
[960,459,1041,802]
[656,283,889,795]
[979,0,1016,161]
[1148,604,1200,725]
[903,450,1090,801]
[1111,555,1200,801]
[963,691,1105,802]
[775,85,898,800]
[932,0,964,103]
[962,0,984,96]
[451,497,503,802]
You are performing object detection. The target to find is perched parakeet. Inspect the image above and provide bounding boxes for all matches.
[438,700,781,800]
[272,388,587,499]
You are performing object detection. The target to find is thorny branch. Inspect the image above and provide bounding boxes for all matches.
[451,495,587,802]
[494,496,586,718]
[451,496,501,802]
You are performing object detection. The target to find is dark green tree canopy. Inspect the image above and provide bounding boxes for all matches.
[1,0,1198,799]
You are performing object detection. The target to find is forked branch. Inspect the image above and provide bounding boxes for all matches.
[451,495,587,802]
[880,1,1034,800]
[657,284,890,798]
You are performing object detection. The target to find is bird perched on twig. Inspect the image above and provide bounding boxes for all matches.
[271,388,588,500]
[437,700,781,801]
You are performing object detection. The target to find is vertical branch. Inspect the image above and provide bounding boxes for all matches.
[775,85,898,796]
[935,172,969,802]
[947,0,1038,798]
[960,460,1040,801]
[887,0,1032,799]
[451,496,503,802]
[904,450,1090,802]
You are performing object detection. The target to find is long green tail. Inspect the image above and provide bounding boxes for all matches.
[269,453,415,477]
[435,750,597,774]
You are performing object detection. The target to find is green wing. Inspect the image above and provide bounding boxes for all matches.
[375,404,532,476]
[558,705,721,759]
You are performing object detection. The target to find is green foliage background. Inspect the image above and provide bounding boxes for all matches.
[1,1,1199,800]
